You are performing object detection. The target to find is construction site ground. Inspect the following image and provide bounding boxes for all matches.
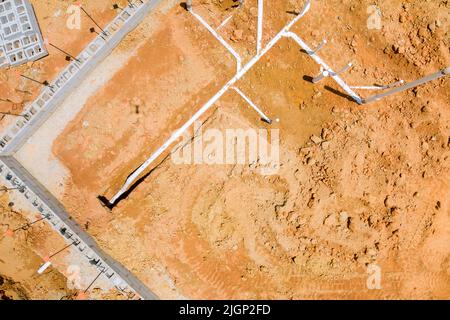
[1,0,449,299]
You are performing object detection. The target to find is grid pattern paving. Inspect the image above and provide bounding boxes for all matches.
[0,0,161,299]
[0,0,47,68]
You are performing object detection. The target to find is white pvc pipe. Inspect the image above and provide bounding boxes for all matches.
[232,87,271,123]
[217,15,232,30]
[351,80,405,91]
[363,68,449,104]
[350,85,387,90]
[386,79,405,88]
[257,0,263,54]
[190,8,242,72]
[109,0,312,205]
[37,261,52,274]
[312,39,327,54]
[284,31,362,104]
[314,62,352,83]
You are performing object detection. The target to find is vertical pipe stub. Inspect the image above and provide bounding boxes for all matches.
[186,0,192,11]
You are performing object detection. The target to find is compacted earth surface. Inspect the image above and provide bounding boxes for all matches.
[1,0,449,299]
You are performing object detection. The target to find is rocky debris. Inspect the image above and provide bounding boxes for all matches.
[392,44,405,54]
[291,256,301,265]
[381,1,447,67]
[427,22,436,34]
[307,193,316,208]
[306,156,316,166]
[312,89,322,100]
[230,29,244,42]
[321,128,333,140]
[0,275,27,300]
[339,211,350,228]
[320,141,331,150]
[310,135,323,145]
[421,104,431,113]
[399,13,408,23]
[323,213,337,227]
[322,211,351,231]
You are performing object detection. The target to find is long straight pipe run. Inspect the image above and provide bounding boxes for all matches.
[108,0,312,205]
[362,67,450,104]
[257,0,264,54]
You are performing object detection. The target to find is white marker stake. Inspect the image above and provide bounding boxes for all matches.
[37,261,52,274]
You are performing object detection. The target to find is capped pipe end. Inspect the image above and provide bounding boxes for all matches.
[262,118,273,125]
[98,196,115,210]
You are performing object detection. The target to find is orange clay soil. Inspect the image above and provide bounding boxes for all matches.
[53,3,235,201]
[0,191,132,300]
[0,193,76,300]
[5,0,450,299]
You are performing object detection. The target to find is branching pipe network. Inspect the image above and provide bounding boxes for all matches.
[108,0,312,205]
[108,1,448,205]
[189,7,242,72]
[283,31,363,104]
